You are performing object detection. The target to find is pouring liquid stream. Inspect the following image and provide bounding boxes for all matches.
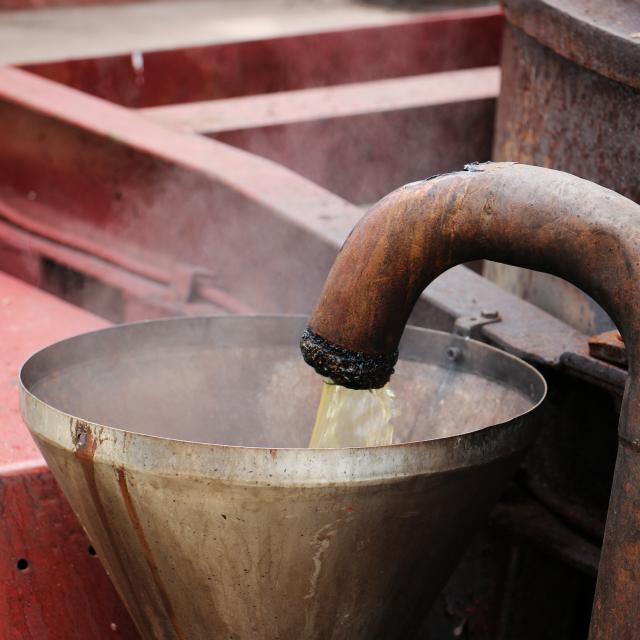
[308,381,397,448]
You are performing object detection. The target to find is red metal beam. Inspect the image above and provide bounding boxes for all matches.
[0,195,255,317]
[21,8,502,108]
[142,67,500,134]
[141,67,499,203]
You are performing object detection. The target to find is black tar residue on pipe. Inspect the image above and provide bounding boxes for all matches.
[300,328,397,390]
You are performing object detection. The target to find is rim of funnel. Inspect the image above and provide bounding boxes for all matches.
[19,315,547,485]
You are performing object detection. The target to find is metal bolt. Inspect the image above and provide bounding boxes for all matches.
[446,346,461,362]
[480,310,499,320]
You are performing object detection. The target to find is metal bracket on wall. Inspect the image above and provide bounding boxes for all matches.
[453,310,502,339]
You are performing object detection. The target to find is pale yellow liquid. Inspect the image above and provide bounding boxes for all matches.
[308,382,396,448]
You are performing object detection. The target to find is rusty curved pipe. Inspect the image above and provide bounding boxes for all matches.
[300,162,640,638]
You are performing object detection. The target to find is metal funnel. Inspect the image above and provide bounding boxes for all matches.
[20,315,545,639]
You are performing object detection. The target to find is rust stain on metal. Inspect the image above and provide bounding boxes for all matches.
[117,467,185,640]
[71,419,148,630]
[589,444,640,639]
[589,330,627,367]
[501,0,640,89]
[71,419,96,455]
[492,2,640,338]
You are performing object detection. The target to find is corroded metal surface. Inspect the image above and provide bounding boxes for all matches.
[590,443,640,639]
[589,331,627,368]
[20,315,545,639]
[303,162,640,638]
[492,1,640,335]
[501,0,640,88]
[490,7,640,620]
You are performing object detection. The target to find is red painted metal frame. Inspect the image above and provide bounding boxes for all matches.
[143,67,500,203]
[142,67,500,134]
[0,9,505,315]
[21,8,502,107]
[0,271,139,639]
[0,66,357,315]
[0,10,503,319]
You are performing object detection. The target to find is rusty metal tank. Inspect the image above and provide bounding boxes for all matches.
[490,0,640,335]
[488,4,640,608]
[20,315,545,639]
